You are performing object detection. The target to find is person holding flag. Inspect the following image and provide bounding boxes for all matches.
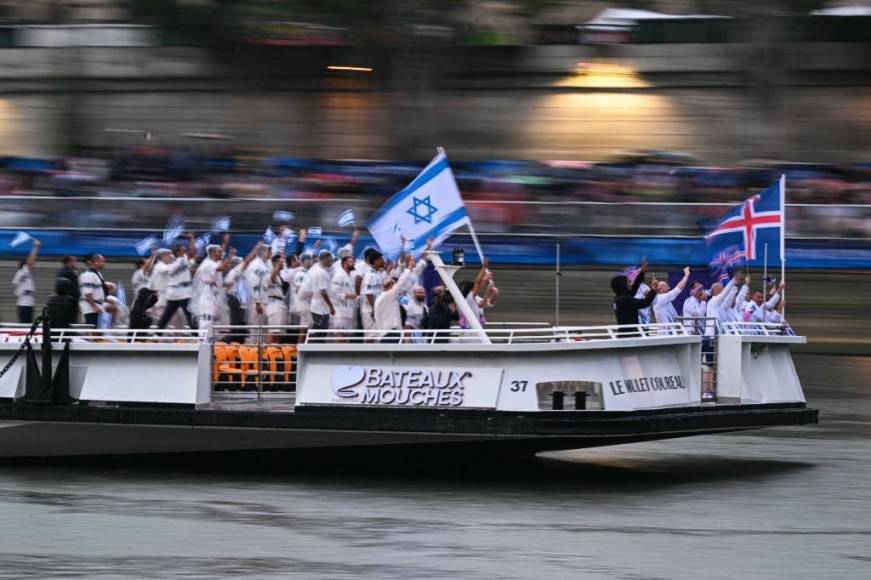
[11,237,42,323]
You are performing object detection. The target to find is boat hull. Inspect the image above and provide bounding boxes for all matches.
[0,401,818,460]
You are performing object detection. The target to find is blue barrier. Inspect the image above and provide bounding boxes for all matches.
[1,230,870,269]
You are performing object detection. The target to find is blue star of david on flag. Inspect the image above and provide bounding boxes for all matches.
[407,195,438,224]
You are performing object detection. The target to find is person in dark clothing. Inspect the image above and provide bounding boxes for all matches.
[129,287,159,330]
[611,263,657,336]
[46,277,79,329]
[428,293,459,342]
[56,256,80,302]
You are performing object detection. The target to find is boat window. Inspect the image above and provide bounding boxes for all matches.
[536,381,602,411]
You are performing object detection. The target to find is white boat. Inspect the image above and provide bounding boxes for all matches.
[0,253,816,461]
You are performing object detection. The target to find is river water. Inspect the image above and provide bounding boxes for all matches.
[0,354,868,579]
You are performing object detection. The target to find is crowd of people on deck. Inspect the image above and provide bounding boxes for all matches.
[611,261,790,335]
[9,229,501,342]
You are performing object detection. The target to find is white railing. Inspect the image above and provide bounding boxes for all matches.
[0,326,207,344]
[305,322,689,345]
[720,321,794,336]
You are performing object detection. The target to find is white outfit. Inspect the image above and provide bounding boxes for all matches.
[131,268,150,297]
[634,282,651,325]
[160,256,193,301]
[12,265,35,307]
[681,295,707,335]
[306,264,333,317]
[193,258,223,332]
[78,269,106,315]
[245,256,270,325]
[744,293,781,323]
[289,266,311,325]
[705,277,737,333]
[265,268,288,327]
[330,268,356,329]
[403,297,428,330]
[374,260,427,335]
[360,267,384,330]
[652,286,683,333]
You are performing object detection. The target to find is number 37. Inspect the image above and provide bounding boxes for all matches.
[510,380,529,392]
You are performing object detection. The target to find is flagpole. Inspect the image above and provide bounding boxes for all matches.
[780,174,787,319]
[555,242,561,327]
[763,242,769,318]
[466,222,486,265]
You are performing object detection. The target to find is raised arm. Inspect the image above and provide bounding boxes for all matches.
[185,232,196,260]
[25,239,41,268]
[143,250,157,275]
[471,259,490,296]
[241,242,265,270]
[630,261,649,295]
[765,282,785,310]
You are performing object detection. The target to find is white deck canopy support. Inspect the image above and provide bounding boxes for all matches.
[425,250,490,344]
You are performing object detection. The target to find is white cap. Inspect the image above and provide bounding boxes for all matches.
[206,244,222,253]
[318,249,334,260]
[156,248,172,256]
[338,247,354,259]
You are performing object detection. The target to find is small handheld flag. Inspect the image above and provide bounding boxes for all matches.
[135,236,158,256]
[307,227,322,240]
[163,213,186,242]
[273,210,295,223]
[337,209,356,228]
[236,278,250,305]
[262,226,276,243]
[115,283,128,308]
[211,216,231,232]
[195,233,211,254]
[9,231,33,247]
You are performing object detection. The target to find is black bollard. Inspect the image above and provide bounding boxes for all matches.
[574,391,587,410]
[552,391,564,411]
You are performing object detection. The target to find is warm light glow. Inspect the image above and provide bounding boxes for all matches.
[555,62,649,89]
[521,92,685,159]
[327,65,373,72]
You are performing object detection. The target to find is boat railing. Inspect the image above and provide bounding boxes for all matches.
[720,321,795,336]
[304,322,690,345]
[0,326,207,344]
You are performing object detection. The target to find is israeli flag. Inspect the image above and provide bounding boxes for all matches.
[307,226,322,240]
[211,216,231,232]
[115,283,128,308]
[98,310,113,329]
[262,226,276,243]
[236,278,250,306]
[9,231,33,247]
[273,210,295,223]
[135,236,158,256]
[367,151,470,258]
[337,209,356,228]
[163,213,185,242]
[282,229,297,244]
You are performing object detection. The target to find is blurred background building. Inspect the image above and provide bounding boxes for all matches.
[0,1,867,249]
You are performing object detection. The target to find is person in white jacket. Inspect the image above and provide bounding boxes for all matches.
[744,281,785,324]
[681,282,707,335]
[374,244,431,341]
[652,266,691,330]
